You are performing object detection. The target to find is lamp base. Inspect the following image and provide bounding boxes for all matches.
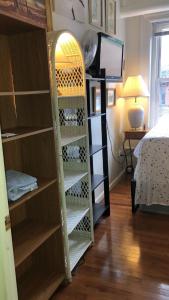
[128,104,144,129]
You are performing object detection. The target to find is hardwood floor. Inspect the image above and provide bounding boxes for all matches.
[52,175,169,300]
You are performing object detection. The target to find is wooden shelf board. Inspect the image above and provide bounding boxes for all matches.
[2,127,53,143]
[13,220,60,268]
[9,178,57,212]
[18,269,64,300]
[0,9,46,35]
[89,144,106,156]
[91,174,107,191]
[93,202,109,225]
[0,90,50,96]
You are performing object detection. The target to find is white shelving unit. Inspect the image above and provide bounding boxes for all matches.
[48,31,94,281]
[66,205,89,234]
[61,134,86,147]
[64,170,88,191]
[69,232,91,271]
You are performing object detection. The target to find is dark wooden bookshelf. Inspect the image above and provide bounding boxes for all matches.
[87,112,106,119]
[9,178,57,211]
[2,126,53,143]
[93,202,110,225]
[0,8,65,298]
[91,174,107,191]
[86,69,110,226]
[89,145,106,156]
[13,220,60,268]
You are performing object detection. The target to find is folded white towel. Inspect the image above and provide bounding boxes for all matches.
[6,170,38,201]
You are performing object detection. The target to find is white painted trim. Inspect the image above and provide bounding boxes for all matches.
[109,169,125,191]
[145,11,169,23]
[95,191,105,204]
[120,0,169,18]
[95,169,125,203]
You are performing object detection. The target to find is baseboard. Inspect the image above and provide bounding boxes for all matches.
[109,169,125,191]
[95,169,125,203]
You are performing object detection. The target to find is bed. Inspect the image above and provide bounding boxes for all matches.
[131,114,169,212]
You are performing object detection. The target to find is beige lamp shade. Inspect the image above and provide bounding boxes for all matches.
[123,75,149,129]
[123,75,149,98]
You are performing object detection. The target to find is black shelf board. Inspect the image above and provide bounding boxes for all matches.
[90,145,106,156]
[86,77,122,83]
[91,174,107,191]
[93,202,109,225]
[86,77,105,82]
[88,112,106,119]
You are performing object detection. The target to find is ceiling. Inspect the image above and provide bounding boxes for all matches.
[120,0,169,18]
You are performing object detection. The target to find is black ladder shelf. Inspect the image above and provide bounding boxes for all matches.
[86,69,110,226]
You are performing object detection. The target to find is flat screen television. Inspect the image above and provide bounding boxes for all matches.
[88,32,124,81]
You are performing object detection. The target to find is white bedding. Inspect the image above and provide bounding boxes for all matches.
[134,114,169,205]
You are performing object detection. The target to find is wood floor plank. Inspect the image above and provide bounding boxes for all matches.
[52,175,169,300]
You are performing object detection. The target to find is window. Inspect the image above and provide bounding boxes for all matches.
[150,23,169,126]
[159,32,169,107]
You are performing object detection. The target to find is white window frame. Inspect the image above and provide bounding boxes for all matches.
[150,22,169,127]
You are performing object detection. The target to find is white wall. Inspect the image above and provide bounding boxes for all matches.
[52,0,125,41]
[52,0,126,195]
[124,11,169,129]
[124,15,152,129]
[125,16,152,83]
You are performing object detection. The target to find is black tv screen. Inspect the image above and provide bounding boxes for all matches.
[89,32,124,80]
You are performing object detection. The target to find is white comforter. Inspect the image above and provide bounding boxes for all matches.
[134,114,169,205]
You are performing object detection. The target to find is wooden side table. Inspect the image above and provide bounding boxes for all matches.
[123,130,148,174]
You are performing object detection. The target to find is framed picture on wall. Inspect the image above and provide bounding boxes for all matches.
[106,88,116,107]
[88,0,103,29]
[105,0,116,35]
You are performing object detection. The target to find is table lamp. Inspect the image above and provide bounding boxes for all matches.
[123,75,149,129]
